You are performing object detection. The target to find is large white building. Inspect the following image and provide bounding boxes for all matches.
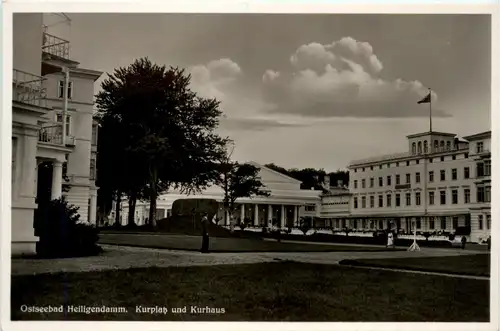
[117,162,322,228]
[11,13,101,255]
[345,130,490,243]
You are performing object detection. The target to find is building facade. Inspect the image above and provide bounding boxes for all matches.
[118,162,322,227]
[11,13,101,255]
[463,131,492,243]
[346,130,489,243]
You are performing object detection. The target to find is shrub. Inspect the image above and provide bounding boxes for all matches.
[35,197,102,258]
[298,217,312,235]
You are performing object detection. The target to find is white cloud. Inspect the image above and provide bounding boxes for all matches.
[262,69,280,83]
[262,36,443,118]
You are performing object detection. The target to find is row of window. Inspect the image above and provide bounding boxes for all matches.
[353,160,491,190]
[353,153,469,172]
[327,216,468,231]
[352,187,492,209]
[323,201,349,205]
[411,139,455,155]
[478,214,492,230]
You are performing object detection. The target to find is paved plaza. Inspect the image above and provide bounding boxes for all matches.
[11,241,488,277]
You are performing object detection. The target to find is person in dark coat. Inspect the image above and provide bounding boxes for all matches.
[201,212,210,253]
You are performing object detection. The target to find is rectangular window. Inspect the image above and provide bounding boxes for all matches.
[416,217,421,229]
[396,175,400,185]
[415,172,420,183]
[429,171,434,182]
[477,162,484,177]
[440,170,446,181]
[440,190,446,205]
[361,196,366,208]
[354,197,358,208]
[58,80,73,99]
[378,220,384,229]
[378,195,383,208]
[405,173,411,184]
[429,217,435,230]
[476,141,484,153]
[452,168,457,180]
[362,179,366,188]
[452,190,458,204]
[487,215,491,229]
[416,192,421,206]
[405,193,411,206]
[370,178,374,188]
[452,217,458,229]
[478,215,483,230]
[378,177,383,187]
[429,191,435,205]
[56,113,71,135]
[387,175,391,186]
[386,194,392,207]
[485,186,491,202]
[464,167,470,179]
[477,187,485,203]
[464,189,470,203]
[335,219,340,228]
[395,194,400,207]
[354,180,358,189]
[440,217,446,229]
[90,159,96,180]
[370,196,374,208]
[485,160,491,176]
[91,124,98,145]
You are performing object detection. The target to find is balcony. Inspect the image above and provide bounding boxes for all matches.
[42,32,70,59]
[38,124,76,147]
[12,69,47,107]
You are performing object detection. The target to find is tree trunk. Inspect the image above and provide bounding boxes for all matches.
[127,191,137,227]
[115,191,122,227]
[148,176,158,228]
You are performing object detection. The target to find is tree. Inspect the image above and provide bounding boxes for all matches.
[95,58,228,227]
[217,153,270,229]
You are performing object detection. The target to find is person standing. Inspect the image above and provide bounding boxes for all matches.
[387,231,395,249]
[201,212,210,253]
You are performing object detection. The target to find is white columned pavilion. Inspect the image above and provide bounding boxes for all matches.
[51,160,63,199]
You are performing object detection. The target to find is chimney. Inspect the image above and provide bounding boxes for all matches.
[337,180,343,187]
[324,175,330,188]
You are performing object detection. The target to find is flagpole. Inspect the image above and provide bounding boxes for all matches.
[429,88,432,133]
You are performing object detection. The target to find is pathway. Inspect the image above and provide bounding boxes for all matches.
[11,244,487,277]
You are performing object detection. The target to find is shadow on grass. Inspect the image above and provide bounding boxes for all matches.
[339,254,491,277]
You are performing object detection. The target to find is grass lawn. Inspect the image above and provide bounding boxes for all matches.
[339,254,491,277]
[98,233,403,252]
[11,262,489,321]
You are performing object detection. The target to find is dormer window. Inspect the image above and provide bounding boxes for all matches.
[417,141,422,154]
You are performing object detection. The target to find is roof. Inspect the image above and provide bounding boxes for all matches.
[463,130,491,141]
[406,131,457,139]
[248,161,303,184]
[70,67,103,81]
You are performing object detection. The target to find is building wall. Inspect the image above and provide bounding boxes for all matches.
[43,72,97,222]
[13,13,43,76]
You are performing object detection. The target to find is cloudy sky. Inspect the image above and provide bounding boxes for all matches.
[44,13,491,171]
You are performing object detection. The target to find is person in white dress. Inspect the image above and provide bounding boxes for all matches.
[387,231,395,249]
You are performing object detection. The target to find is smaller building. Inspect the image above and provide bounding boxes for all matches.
[318,178,351,228]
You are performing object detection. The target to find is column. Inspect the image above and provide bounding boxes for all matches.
[280,205,285,228]
[225,210,230,226]
[20,134,38,197]
[51,160,63,200]
[254,204,259,226]
[267,205,273,225]
[293,206,300,227]
[89,193,97,224]
[240,204,245,222]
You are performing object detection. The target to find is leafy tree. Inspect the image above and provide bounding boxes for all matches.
[96,58,227,227]
[217,154,270,228]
